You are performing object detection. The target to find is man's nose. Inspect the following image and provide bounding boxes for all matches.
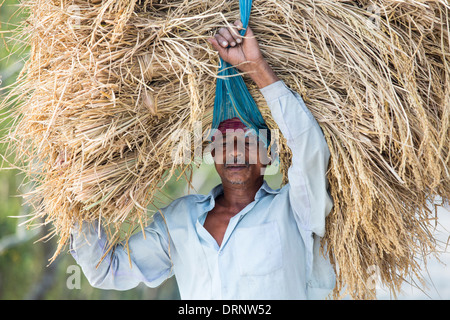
[226,140,245,163]
[228,144,243,157]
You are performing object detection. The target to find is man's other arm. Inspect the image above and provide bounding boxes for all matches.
[70,211,173,290]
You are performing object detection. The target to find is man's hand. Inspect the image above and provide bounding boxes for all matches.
[208,20,279,89]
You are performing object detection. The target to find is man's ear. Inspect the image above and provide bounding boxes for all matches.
[202,142,215,165]
[263,148,272,166]
[262,143,280,176]
[259,141,273,165]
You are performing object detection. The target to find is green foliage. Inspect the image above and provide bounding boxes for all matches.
[0,0,182,300]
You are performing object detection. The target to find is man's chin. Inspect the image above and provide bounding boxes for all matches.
[227,180,245,185]
[223,173,248,185]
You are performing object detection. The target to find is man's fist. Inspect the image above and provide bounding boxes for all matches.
[208,20,264,74]
[208,19,279,89]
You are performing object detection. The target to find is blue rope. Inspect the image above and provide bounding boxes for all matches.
[211,0,271,147]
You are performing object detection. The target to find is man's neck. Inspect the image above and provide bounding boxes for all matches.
[218,178,264,213]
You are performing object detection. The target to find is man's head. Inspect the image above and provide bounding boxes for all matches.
[210,117,271,186]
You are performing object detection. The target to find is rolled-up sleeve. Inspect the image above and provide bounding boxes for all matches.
[70,211,173,290]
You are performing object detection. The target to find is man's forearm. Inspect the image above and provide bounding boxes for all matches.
[247,59,279,89]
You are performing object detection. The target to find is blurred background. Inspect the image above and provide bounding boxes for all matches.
[0,0,449,300]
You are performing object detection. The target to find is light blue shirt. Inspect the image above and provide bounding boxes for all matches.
[70,80,335,299]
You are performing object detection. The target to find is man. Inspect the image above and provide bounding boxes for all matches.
[70,20,335,299]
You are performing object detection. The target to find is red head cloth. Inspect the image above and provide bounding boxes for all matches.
[211,117,252,142]
[217,117,249,133]
[210,117,271,152]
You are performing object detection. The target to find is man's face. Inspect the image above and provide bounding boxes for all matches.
[211,129,269,186]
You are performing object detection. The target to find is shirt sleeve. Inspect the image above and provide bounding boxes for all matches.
[260,80,333,236]
[69,210,173,290]
[260,80,335,298]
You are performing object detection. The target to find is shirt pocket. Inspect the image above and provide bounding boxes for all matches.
[234,221,283,276]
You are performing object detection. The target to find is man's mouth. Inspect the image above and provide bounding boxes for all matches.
[224,163,249,170]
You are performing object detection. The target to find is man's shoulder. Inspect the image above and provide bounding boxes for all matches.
[152,193,207,229]
[158,193,207,216]
[166,193,208,207]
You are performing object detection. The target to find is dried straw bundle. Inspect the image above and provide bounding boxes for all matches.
[2,0,449,299]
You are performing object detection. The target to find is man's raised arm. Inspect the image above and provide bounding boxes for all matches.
[260,81,333,236]
[210,21,333,236]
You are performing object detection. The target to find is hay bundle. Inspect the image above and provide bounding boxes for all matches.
[2,0,449,299]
